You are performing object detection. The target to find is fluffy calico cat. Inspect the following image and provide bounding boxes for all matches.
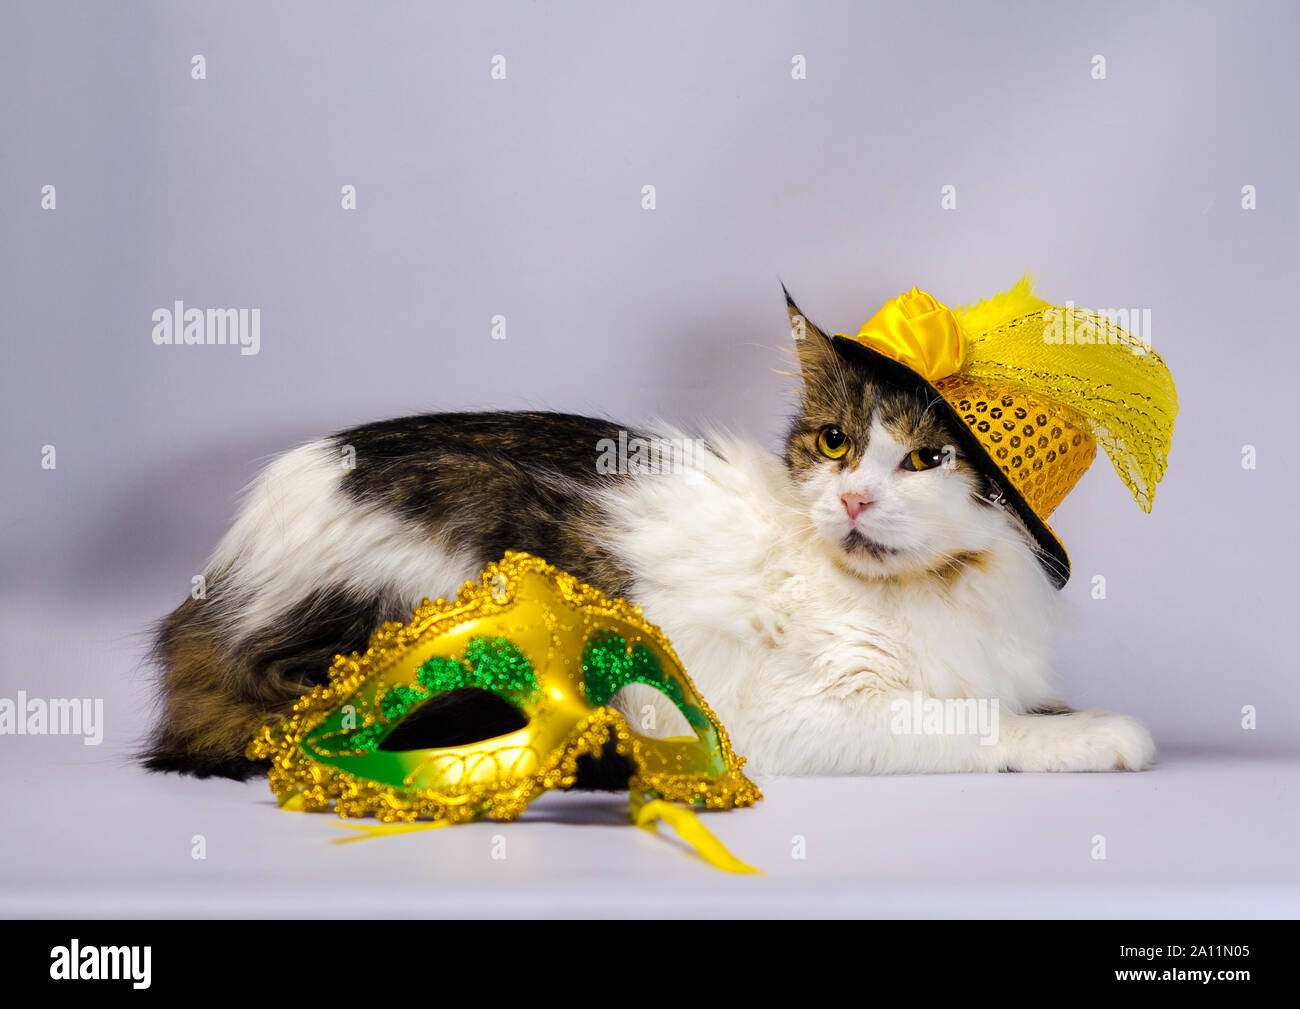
[142,294,1155,781]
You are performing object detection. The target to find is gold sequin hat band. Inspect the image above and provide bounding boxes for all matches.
[827,276,1178,587]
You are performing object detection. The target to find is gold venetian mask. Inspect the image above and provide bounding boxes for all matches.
[247,552,761,870]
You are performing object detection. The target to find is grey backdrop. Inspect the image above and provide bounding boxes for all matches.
[2,0,1299,912]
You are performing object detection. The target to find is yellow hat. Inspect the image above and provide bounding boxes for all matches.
[829,276,1178,587]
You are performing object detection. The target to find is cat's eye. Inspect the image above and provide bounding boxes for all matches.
[816,426,851,459]
[902,447,947,471]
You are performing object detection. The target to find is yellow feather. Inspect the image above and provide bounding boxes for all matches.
[953,272,1050,335]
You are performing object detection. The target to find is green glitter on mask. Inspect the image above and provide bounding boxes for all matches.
[416,636,539,708]
[416,656,468,694]
[581,630,710,730]
[341,722,386,754]
[308,719,388,756]
[380,684,427,720]
[318,683,429,753]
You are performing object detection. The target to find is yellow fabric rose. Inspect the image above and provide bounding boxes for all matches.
[843,286,965,382]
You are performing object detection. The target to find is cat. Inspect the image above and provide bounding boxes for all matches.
[141,293,1155,781]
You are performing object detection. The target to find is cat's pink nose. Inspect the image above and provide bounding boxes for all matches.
[841,492,873,520]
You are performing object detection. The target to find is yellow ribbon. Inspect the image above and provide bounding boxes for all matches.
[325,801,760,873]
[838,286,965,382]
[329,819,452,844]
[272,789,456,843]
[630,792,761,875]
[285,786,758,872]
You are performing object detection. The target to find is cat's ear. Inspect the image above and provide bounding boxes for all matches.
[783,286,839,383]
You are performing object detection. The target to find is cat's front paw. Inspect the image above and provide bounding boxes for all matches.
[1007,709,1155,772]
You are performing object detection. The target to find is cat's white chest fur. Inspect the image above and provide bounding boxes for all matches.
[601,434,1069,774]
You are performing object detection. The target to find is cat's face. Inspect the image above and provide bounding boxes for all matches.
[784,299,1015,580]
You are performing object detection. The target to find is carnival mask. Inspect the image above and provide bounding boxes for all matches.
[248,552,761,870]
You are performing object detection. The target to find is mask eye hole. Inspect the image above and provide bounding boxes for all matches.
[582,630,716,741]
[901,447,947,471]
[375,687,527,751]
[607,683,697,740]
[817,425,851,459]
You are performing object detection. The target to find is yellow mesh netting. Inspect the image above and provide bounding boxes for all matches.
[953,277,1178,512]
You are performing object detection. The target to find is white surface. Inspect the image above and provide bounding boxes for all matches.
[1,594,1296,919]
[3,751,1298,919]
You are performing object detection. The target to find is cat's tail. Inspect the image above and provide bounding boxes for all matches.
[140,580,405,779]
[140,592,283,780]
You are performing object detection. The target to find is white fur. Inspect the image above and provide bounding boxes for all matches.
[207,440,480,641]
[599,429,1154,774]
